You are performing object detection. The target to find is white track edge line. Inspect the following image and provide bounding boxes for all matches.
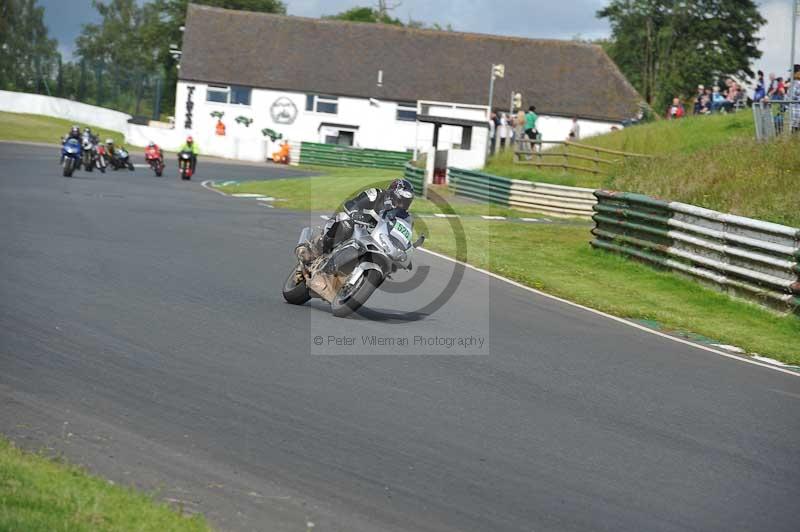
[200,180,229,196]
[417,247,798,377]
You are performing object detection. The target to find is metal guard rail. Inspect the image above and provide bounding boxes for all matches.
[448,167,596,217]
[591,190,800,313]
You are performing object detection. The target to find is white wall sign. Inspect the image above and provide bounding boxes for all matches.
[270,97,297,124]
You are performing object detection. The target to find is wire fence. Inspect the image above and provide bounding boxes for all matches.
[752,100,800,141]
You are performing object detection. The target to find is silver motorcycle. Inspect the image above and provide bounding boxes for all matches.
[283,210,424,317]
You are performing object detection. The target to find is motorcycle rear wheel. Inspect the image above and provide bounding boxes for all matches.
[282,264,311,305]
[330,269,382,317]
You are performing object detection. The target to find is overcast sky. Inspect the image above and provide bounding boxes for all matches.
[42,0,797,83]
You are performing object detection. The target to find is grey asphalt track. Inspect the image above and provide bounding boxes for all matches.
[1,142,798,532]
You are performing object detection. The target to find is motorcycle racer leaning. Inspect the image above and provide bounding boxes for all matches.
[297,178,415,265]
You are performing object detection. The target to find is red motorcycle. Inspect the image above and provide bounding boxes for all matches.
[95,144,108,173]
[144,144,165,177]
[178,150,194,180]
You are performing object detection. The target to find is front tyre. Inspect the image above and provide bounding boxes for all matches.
[282,264,311,305]
[331,269,382,317]
[62,158,74,177]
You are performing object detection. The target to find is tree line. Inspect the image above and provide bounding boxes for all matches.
[0,0,764,120]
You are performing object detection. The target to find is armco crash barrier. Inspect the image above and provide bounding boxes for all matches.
[591,190,800,314]
[447,167,596,217]
[298,142,412,170]
[403,163,425,195]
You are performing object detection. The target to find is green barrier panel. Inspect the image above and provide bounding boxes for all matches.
[448,168,512,207]
[403,163,425,196]
[299,142,411,170]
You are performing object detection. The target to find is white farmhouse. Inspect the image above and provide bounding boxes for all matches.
[172,4,640,168]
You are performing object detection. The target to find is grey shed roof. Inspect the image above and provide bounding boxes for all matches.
[179,4,641,122]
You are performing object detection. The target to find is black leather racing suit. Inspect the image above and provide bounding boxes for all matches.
[320,187,409,254]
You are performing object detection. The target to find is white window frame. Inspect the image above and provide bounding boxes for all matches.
[206,84,251,106]
[207,85,230,104]
[306,94,338,114]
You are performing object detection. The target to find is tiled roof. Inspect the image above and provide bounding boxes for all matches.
[180,4,641,122]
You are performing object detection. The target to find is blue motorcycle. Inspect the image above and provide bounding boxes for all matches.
[61,138,82,177]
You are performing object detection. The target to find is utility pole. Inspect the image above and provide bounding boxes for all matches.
[488,64,504,114]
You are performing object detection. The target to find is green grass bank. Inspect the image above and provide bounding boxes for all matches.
[0,437,211,532]
[0,111,126,146]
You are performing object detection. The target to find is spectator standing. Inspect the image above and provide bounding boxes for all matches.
[497,112,509,150]
[754,70,766,102]
[514,107,525,148]
[790,69,800,132]
[768,73,778,97]
[772,84,787,134]
[524,105,538,141]
[568,116,580,140]
[488,112,497,154]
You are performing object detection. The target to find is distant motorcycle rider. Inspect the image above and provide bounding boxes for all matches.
[81,127,97,144]
[60,125,81,163]
[178,136,199,174]
[145,141,163,163]
[63,125,81,144]
[104,138,116,161]
[298,178,415,264]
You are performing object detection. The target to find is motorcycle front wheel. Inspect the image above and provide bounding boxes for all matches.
[331,269,382,318]
[282,263,311,305]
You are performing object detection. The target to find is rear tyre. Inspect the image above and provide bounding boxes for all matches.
[282,264,311,305]
[331,269,382,318]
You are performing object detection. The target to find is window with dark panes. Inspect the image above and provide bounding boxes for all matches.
[307,94,338,114]
[207,85,229,103]
[315,95,338,114]
[230,86,251,105]
[396,103,417,121]
[460,127,472,150]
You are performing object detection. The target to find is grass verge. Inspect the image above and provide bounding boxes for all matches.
[0,437,210,532]
[0,111,126,146]
[216,167,532,218]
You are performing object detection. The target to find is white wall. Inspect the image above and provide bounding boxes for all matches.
[174,81,424,155]
[0,90,132,134]
[535,115,620,142]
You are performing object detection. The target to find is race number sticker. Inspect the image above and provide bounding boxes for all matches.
[391,220,412,245]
